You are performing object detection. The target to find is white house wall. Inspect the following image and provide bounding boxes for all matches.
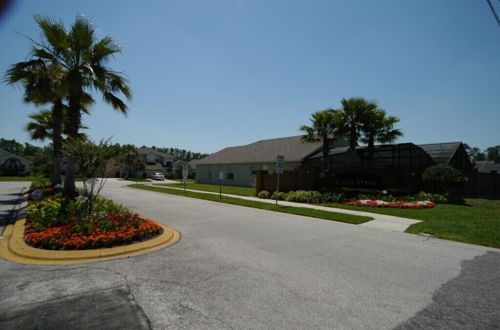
[196,162,301,187]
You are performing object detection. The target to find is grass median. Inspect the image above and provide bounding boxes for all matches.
[0,176,39,182]
[129,184,372,225]
[154,182,256,197]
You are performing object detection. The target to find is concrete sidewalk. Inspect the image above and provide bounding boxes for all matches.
[146,184,422,232]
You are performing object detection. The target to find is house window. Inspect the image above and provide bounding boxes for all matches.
[145,153,157,165]
[250,165,259,175]
[227,168,234,180]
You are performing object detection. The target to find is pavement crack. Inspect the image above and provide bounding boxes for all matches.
[176,300,233,329]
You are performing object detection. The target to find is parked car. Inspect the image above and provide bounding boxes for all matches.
[151,172,165,180]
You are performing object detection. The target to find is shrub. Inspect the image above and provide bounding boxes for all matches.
[26,199,62,228]
[422,165,468,187]
[414,192,448,204]
[320,192,345,203]
[91,197,131,216]
[257,190,271,199]
[62,199,88,222]
[285,190,323,203]
[271,191,288,201]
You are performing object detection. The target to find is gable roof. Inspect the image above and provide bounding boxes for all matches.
[0,149,31,163]
[194,136,325,165]
[417,142,462,165]
[138,147,175,161]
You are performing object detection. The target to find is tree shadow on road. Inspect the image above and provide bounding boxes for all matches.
[395,251,500,329]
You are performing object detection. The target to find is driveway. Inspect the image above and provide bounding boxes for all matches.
[0,178,498,329]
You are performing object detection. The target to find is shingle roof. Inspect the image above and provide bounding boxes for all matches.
[0,149,12,158]
[417,142,462,165]
[0,149,31,163]
[475,160,500,173]
[138,147,175,161]
[194,136,325,165]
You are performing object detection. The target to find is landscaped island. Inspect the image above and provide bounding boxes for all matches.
[24,184,163,250]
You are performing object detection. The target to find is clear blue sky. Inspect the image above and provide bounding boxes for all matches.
[1,0,499,153]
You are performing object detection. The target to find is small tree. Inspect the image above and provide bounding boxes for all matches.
[63,138,115,215]
[422,165,468,195]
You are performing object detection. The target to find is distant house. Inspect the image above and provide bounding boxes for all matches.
[194,135,347,187]
[0,149,31,176]
[474,160,500,174]
[137,147,175,178]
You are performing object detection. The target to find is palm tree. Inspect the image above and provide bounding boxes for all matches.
[119,144,139,179]
[4,58,66,185]
[29,15,131,197]
[361,109,403,161]
[338,97,377,151]
[25,109,62,184]
[25,107,89,184]
[300,109,342,171]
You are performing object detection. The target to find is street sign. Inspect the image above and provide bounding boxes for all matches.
[182,162,189,180]
[218,171,224,180]
[276,155,284,174]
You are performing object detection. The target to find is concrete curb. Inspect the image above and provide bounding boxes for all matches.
[0,218,180,265]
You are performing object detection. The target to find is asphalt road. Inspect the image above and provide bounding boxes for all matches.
[0,179,499,329]
[0,181,28,231]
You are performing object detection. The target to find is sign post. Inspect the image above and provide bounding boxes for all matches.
[218,171,224,199]
[182,162,189,193]
[276,155,284,205]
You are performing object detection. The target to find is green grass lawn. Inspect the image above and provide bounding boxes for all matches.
[122,178,151,182]
[153,182,257,197]
[322,199,500,248]
[129,184,372,225]
[0,176,39,182]
[173,179,196,183]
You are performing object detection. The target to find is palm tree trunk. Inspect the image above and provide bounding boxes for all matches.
[51,99,63,185]
[322,136,330,172]
[63,94,82,198]
[349,124,357,151]
[367,134,375,166]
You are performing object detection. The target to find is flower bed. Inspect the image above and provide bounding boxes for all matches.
[344,199,436,209]
[24,213,163,250]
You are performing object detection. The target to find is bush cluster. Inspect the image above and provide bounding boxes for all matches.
[256,190,449,205]
[27,188,131,229]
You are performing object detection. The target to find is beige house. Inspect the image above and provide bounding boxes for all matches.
[0,149,31,176]
[137,147,176,178]
[193,136,347,187]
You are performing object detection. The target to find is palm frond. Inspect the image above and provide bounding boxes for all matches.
[103,91,128,114]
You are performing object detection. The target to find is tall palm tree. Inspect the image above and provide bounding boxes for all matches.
[25,109,62,184]
[338,97,377,151]
[300,109,342,171]
[119,144,139,179]
[4,58,66,185]
[25,107,89,184]
[361,109,402,149]
[29,15,131,197]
